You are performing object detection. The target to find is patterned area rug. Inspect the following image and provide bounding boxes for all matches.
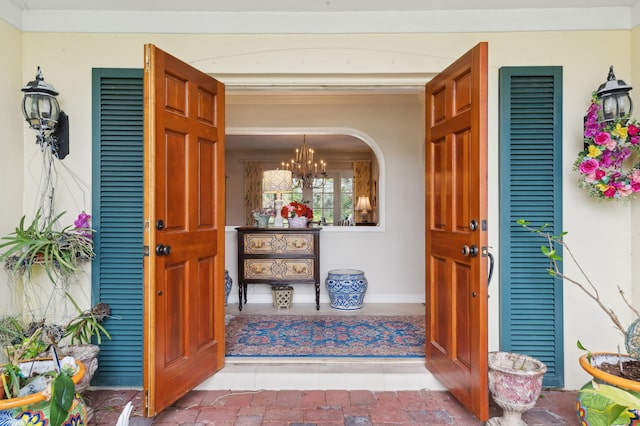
[225,315,425,357]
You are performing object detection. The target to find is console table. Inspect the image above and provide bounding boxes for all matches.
[235,227,321,310]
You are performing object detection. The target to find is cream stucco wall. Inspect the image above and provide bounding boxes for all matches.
[0,19,24,314]
[1,27,637,389]
[631,26,640,311]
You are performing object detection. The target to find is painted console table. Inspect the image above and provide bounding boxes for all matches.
[235,227,321,310]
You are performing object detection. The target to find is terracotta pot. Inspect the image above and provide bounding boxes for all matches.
[0,358,87,424]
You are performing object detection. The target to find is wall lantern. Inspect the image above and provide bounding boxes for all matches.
[21,66,69,159]
[596,65,633,123]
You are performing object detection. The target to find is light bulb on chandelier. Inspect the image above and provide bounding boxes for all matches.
[280,135,327,189]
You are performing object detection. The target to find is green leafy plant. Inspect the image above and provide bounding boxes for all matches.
[518,219,637,339]
[0,325,82,426]
[0,209,94,283]
[49,361,77,426]
[63,293,111,345]
[521,219,640,425]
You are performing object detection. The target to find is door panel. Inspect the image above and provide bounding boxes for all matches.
[144,44,226,416]
[425,42,488,421]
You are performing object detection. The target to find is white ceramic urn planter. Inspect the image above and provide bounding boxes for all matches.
[487,351,547,426]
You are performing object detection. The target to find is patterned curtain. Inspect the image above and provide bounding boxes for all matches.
[353,161,372,201]
[244,162,263,225]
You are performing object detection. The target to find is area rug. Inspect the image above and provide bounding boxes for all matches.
[225,315,425,357]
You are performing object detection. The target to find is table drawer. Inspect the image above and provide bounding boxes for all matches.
[243,233,314,254]
[244,258,314,280]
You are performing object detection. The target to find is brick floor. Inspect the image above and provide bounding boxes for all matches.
[83,389,578,425]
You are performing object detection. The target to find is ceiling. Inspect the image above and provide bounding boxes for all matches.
[9,0,640,12]
[5,0,640,33]
[226,133,370,152]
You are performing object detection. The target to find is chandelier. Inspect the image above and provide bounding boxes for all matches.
[281,135,327,189]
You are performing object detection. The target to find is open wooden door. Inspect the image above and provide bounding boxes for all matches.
[143,44,226,416]
[424,42,489,421]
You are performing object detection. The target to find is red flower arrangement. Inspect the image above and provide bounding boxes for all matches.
[281,201,313,220]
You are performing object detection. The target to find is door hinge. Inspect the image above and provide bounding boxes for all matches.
[143,246,150,256]
[144,389,149,413]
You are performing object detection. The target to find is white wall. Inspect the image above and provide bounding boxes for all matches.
[0,20,24,315]
[4,28,637,389]
[224,92,423,306]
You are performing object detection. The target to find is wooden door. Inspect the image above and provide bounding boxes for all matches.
[143,44,226,416]
[424,42,489,421]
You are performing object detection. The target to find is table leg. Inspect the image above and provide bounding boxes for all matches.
[315,282,320,310]
[238,283,243,311]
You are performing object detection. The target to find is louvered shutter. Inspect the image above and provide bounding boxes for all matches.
[91,68,144,386]
[498,67,564,387]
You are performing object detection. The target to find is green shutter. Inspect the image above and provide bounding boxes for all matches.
[91,68,144,386]
[499,67,564,387]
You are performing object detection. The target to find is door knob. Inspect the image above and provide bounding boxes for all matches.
[461,245,478,257]
[155,244,172,256]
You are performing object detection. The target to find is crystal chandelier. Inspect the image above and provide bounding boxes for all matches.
[281,135,327,189]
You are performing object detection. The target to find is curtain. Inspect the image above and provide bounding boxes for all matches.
[244,162,262,225]
[353,160,371,201]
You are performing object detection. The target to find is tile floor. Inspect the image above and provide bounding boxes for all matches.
[84,303,579,424]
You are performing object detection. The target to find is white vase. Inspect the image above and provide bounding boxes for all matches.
[487,351,547,426]
[288,216,308,228]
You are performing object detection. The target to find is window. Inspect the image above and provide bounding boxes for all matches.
[338,175,354,224]
[262,172,353,226]
[312,177,334,224]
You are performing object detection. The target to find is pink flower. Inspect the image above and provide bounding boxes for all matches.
[617,186,633,197]
[628,124,640,136]
[584,172,598,183]
[603,186,617,198]
[579,159,599,174]
[584,121,600,139]
[605,139,617,151]
[74,212,93,238]
[594,132,611,145]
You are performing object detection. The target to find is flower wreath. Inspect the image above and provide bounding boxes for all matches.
[574,96,640,200]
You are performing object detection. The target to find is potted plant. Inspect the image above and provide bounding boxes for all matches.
[487,351,547,425]
[251,207,274,227]
[281,201,313,228]
[0,326,88,426]
[0,209,94,283]
[0,295,112,395]
[59,295,111,393]
[520,219,640,425]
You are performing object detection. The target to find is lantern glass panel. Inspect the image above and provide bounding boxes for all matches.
[22,93,60,131]
[599,93,632,122]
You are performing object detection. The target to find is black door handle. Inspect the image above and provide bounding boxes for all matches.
[461,244,478,257]
[155,244,171,256]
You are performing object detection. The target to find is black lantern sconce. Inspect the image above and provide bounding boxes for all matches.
[596,65,633,123]
[21,66,69,159]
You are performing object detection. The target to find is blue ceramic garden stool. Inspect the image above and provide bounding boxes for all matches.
[225,270,232,306]
[325,269,368,310]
